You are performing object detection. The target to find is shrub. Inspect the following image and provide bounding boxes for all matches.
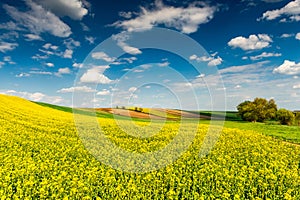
[276,109,295,125]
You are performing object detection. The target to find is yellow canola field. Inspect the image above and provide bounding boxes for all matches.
[0,94,299,199]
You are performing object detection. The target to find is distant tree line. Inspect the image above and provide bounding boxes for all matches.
[115,105,143,112]
[237,98,300,126]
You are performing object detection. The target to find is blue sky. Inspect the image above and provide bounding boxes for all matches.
[0,0,300,110]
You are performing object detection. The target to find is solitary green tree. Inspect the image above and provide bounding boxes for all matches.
[276,109,295,125]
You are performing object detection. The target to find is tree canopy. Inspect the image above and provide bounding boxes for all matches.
[277,109,295,125]
[237,98,277,122]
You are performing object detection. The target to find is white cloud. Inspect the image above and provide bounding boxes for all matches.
[189,54,223,66]
[249,52,281,60]
[97,89,111,96]
[0,31,19,41]
[39,49,55,56]
[133,69,144,73]
[280,33,294,38]
[3,56,15,64]
[140,64,152,69]
[91,52,116,62]
[80,22,90,31]
[197,73,205,78]
[72,63,83,68]
[289,15,300,21]
[57,86,96,93]
[0,41,18,52]
[34,43,62,59]
[1,90,63,104]
[113,0,217,34]
[128,87,137,92]
[33,0,89,20]
[296,33,300,40]
[43,43,59,50]
[30,71,52,75]
[80,66,113,84]
[64,38,80,49]
[55,67,71,77]
[220,61,268,74]
[158,61,170,67]
[293,84,300,89]
[273,60,300,75]
[24,33,43,41]
[32,54,49,60]
[112,33,142,55]
[63,49,73,59]
[208,57,223,66]
[0,62,5,68]
[228,34,272,51]
[16,73,30,78]
[121,57,137,64]
[0,21,24,31]
[119,11,133,19]
[85,36,96,44]
[3,1,72,38]
[46,62,54,67]
[260,0,300,21]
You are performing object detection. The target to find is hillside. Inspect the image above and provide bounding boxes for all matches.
[0,94,300,199]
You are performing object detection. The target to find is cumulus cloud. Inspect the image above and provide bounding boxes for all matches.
[249,52,281,60]
[113,0,217,34]
[33,0,89,20]
[91,52,116,62]
[57,86,96,93]
[43,43,59,50]
[3,0,72,38]
[189,54,223,66]
[97,89,111,96]
[72,63,83,68]
[46,62,54,67]
[24,33,43,41]
[228,34,272,51]
[260,0,300,22]
[63,49,73,59]
[63,38,80,50]
[112,33,142,55]
[0,41,18,53]
[80,66,114,84]
[55,67,71,77]
[273,60,300,75]
[158,61,170,67]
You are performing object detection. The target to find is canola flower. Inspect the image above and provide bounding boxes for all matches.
[0,94,299,199]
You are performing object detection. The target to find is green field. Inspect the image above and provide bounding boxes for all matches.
[34,102,300,144]
[1,95,299,199]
